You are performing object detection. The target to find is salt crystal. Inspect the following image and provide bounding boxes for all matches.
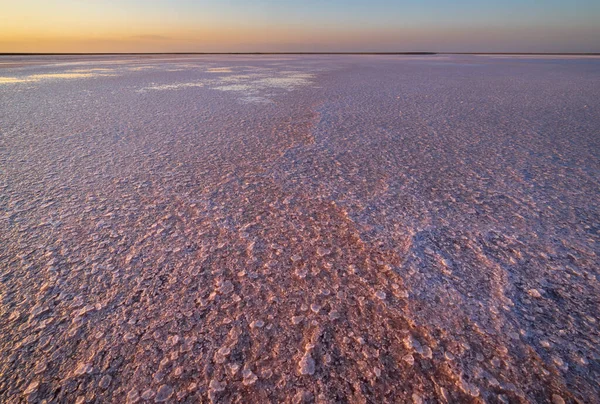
[34,362,47,374]
[228,363,240,375]
[219,281,234,294]
[155,385,174,402]
[99,375,112,389]
[140,389,154,400]
[242,369,258,386]
[298,352,315,375]
[24,381,39,395]
[217,346,231,356]
[126,389,139,404]
[317,247,330,257]
[251,320,264,329]
[74,362,92,376]
[209,379,226,392]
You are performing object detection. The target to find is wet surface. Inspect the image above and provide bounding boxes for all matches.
[1,55,599,403]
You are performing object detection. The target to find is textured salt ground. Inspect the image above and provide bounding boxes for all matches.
[0,55,599,404]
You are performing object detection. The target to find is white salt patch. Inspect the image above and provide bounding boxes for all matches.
[0,72,113,85]
[207,67,234,73]
[214,84,253,92]
[140,82,204,92]
[0,77,30,84]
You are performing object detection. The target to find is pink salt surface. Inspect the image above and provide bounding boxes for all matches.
[0,55,599,403]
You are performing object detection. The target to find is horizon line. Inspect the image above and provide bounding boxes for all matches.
[2,52,600,56]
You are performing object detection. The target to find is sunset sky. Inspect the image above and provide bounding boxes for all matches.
[1,0,599,53]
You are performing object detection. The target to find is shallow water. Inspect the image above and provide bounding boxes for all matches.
[1,54,599,403]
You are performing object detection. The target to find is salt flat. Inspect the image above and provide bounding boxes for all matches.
[1,54,599,403]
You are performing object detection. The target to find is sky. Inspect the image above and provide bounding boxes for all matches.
[1,0,599,53]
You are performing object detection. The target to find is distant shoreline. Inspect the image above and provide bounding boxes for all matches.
[1,52,599,56]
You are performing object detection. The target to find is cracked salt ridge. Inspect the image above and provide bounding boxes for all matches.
[1,54,599,404]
